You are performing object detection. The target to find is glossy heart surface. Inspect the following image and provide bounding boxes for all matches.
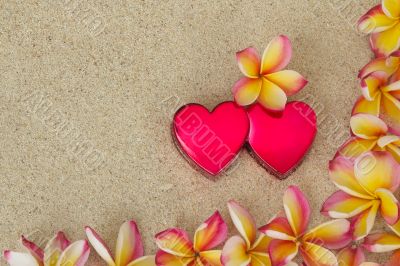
[173,101,249,177]
[247,101,317,179]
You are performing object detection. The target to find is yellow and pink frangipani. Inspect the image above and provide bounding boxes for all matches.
[322,151,400,240]
[353,71,400,129]
[337,113,400,162]
[232,35,307,112]
[85,221,155,266]
[259,186,352,266]
[358,0,400,57]
[221,200,272,266]
[3,232,90,266]
[155,211,227,266]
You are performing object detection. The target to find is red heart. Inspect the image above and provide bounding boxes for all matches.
[173,101,249,177]
[247,101,317,179]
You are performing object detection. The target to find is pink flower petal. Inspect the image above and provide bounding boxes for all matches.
[352,95,382,117]
[236,47,261,78]
[351,202,380,241]
[382,0,400,19]
[193,211,228,252]
[155,250,193,266]
[336,137,377,160]
[3,251,40,266]
[221,236,251,266]
[85,226,115,266]
[359,56,398,79]
[283,186,311,236]
[300,242,337,266]
[232,77,262,106]
[370,22,400,57]
[375,188,400,225]
[350,114,388,139]
[115,221,144,266]
[21,235,44,263]
[264,70,308,96]
[337,246,365,266]
[56,240,90,266]
[126,255,156,266]
[260,35,292,75]
[155,228,194,257]
[227,200,257,248]
[259,216,295,241]
[358,5,397,33]
[268,239,298,266]
[363,232,400,253]
[43,231,71,266]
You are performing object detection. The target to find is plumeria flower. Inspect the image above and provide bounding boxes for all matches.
[337,114,400,162]
[232,35,307,112]
[358,0,400,56]
[3,231,90,266]
[352,71,400,129]
[336,246,366,266]
[322,151,400,240]
[85,220,155,266]
[359,51,400,80]
[155,211,227,266]
[221,200,272,266]
[259,186,351,266]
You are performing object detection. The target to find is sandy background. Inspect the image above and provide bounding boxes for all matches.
[0,0,390,264]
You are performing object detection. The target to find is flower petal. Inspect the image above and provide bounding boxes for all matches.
[361,73,386,101]
[44,232,71,266]
[300,242,337,266]
[260,35,292,74]
[382,92,400,127]
[250,234,272,253]
[370,22,400,57]
[350,114,388,139]
[199,250,222,266]
[337,137,377,160]
[354,151,400,193]
[194,211,228,252]
[221,236,251,266]
[155,229,194,257]
[352,201,380,240]
[264,70,307,96]
[383,80,400,92]
[126,255,156,266]
[85,226,115,266]
[115,221,144,266]
[232,77,262,106]
[387,144,400,162]
[155,250,194,266]
[283,186,310,236]
[352,94,382,116]
[257,78,287,112]
[227,200,257,248]
[363,233,400,252]
[3,251,40,266]
[249,253,271,266]
[377,135,400,147]
[268,240,299,266]
[329,156,373,199]
[375,188,400,225]
[21,235,44,263]
[56,240,90,266]
[236,47,261,78]
[359,57,398,79]
[303,219,352,249]
[259,216,295,241]
[336,247,365,266]
[383,0,400,18]
[321,191,374,218]
[358,5,398,33]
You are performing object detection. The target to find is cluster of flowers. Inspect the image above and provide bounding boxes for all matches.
[4,0,400,265]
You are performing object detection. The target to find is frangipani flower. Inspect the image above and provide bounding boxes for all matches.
[155,211,227,266]
[3,231,90,266]
[85,220,155,266]
[358,0,400,56]
[337,246,366,266]
[322,152,400,240]
[337,114,400,162]
[221,200,272,266]
[259,186,351,266]
[232,35,307,112]
[359,51,400,80]
[352,71,400,129]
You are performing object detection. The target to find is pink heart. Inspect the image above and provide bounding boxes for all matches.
[247,101,317,179]
[173,101,249,177]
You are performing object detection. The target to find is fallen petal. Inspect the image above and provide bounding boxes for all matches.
[85,226,115,266]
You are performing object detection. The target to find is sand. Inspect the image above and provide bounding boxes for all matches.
[0,0,389,264]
